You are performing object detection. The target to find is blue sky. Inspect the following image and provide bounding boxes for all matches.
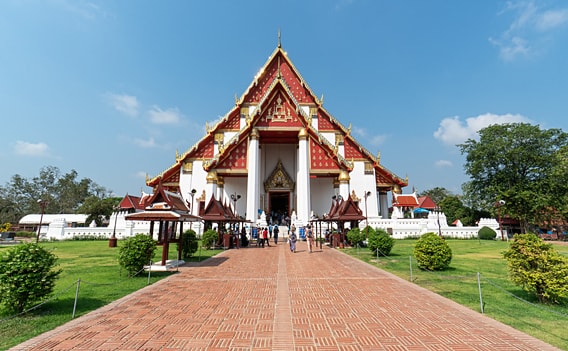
[1,0,568,198]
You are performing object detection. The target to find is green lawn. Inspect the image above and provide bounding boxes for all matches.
[345,239,568,350]
[0,240,221,351]
[1,239,567,350]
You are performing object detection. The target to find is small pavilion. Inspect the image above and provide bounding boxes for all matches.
[125,183,201,266]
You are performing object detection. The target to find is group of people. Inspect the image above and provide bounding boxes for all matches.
[256,224,315,254]
[258,224,280,248]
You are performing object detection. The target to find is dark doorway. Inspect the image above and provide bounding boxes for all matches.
[269,192,289,225]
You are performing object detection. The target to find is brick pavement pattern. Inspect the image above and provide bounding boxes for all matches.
[10,241,561,351]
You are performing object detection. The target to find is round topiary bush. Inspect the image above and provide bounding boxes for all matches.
[367,228,395,256]
[413,232,452,271]
[178,229,198,259]
[478,226,497,240]
[0,243,62,313]
[202,229,218,250]
[347,227,366,247]
[118,234,157,276]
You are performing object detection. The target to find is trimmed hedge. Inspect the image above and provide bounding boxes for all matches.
[413,232,452,271]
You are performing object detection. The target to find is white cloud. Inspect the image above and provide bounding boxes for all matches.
[133,137,157,148]
[135,171,147,179]
[353,126,387,147]
[14,141,50,157]
[435,160,453,167]
[434,113,531,146]
[491,2,568,61]
[148,106,182,124]
[105,93,139,117]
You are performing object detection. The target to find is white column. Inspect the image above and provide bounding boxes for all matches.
[338,170,350,200]
[297,128,310,225]
[246,128,260,225]
[379,190,389,219]
[206,170,218,202]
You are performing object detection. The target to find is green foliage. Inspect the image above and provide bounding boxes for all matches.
[458,123,568,232]
[413,232,452,270]
[0,243,62,313]
[201,229,218,250]
[367,228,395,256]
[16,231,35,238]
[347,227,366,247]
[478,226,497,240]
[503,234,568,304]
[118,234,157,276]
[178,229,198,259]
[77,196,121,227]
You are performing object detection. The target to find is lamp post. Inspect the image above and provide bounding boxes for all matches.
[109,205,119,248]
[36,199,47,243]
[364,191,371,239]
[230,193,241,217]
[496,200,506,241]
[435,205,442,238]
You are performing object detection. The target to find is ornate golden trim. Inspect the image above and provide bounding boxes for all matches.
[264,160,295,192]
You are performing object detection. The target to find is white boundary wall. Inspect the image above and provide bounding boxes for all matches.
[40,211,502,241]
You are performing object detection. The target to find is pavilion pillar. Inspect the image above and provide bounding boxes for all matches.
[297,128,310,225]
[379,190,389,219]
[246,128,260,225]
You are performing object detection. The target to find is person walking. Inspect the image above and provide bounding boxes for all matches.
[273,225,279,244]
[289,227,297,253]
[306,225,314,253]
[262,227,270,247]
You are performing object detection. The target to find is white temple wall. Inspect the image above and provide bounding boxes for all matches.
[310,177,335,218]
[179,160,208,215]
[349,161,379,218]
[223,177,248,217]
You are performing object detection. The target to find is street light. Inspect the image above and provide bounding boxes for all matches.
[188,189,197,214]
[496,200,506,241]
[435,205,442,238]
[230,193,241,217]
[364,191,371,238]
[36,199,47,243]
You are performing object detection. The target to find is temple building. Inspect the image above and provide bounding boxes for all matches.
[146,41,408,229]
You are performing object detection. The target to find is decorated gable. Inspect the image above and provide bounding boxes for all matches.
[216,140,248,171]
[310,138,341,171]
[256,91,304,128]
[344,138,366,160]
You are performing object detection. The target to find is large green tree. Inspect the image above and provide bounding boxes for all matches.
[459,123,568,233]
[417,187,451,205]
[0,166,111,224]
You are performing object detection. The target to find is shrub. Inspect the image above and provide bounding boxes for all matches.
[0,243,62,313]
[478,226,497,240]
[503,233,568,304]
[118,234,157,276]
[413,232,452,271]
[347,227,366,247]
[178,229,198,259]
[202,229,218,250]
[367,228,395,256]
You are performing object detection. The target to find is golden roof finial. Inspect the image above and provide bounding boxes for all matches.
[176,149,179,161]
[347,123,352,135]
[377,150,381,163]
[278,28,281,48]
[145,173,149,183]
[234,94,239,106]
[320,94,324,105]
[205,121,210,133]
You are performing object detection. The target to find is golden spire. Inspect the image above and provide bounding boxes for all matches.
[175,149,179,161]
[320,94,324,105]
[377,150,381,163]
[278,28,281,48]
[347,123,352,135]
[234,94,239,105]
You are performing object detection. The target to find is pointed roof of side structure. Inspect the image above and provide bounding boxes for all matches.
[124,183,200,222]
[417,196,437,210]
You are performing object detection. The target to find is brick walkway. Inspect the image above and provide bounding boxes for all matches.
[10,241,561,351]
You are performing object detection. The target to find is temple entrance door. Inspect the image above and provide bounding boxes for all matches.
[269,191,289,225]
